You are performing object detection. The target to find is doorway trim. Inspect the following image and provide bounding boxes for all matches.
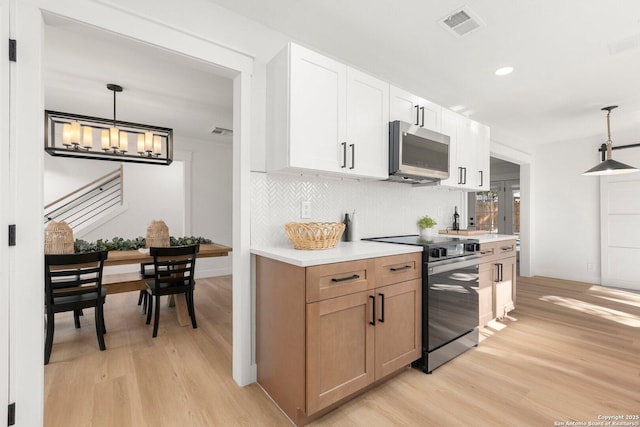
[490,141,534,277]
[11,2,255,424]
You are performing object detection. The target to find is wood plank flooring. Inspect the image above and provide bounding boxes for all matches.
[44,275,640,426]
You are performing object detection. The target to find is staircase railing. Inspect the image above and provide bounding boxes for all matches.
[44,166,123,231]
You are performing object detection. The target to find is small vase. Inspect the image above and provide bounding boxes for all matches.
[420,228,434,239]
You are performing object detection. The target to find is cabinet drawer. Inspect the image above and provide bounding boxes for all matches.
[306,259,375,303]
[374,253,422,287]
[479,240,517,263]
[496,240,517,257]
[478,242,498,263]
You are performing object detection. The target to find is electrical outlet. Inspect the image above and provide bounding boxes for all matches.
[300,200,311,219]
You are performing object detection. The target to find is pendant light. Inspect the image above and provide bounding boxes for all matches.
[583,106,638,176]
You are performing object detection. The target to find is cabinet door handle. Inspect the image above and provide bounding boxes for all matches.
[462,167,467,185]
[378,293,385,323]
[420,106,425,127]
[390,265,411,272]
[494,263,503,282]
[414,105,420,126]
[479,170,484,187]
[349,143,355,169]
[458,167,464,185]
[369,295,376,326]
[341,142,347,168]
[331,274,360,283]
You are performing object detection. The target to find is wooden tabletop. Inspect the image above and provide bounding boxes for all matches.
[104,243,232,266]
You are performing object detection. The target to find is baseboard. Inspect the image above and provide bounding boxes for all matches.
[196,267,232,279]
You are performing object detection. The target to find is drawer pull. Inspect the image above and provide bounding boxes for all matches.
[390,265,411,272]
[500,246,514,252]
[480,250,494,255]
[331,274,360,283]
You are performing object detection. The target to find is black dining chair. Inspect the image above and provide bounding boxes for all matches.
[44,251,109,365]
[144,245,199,337]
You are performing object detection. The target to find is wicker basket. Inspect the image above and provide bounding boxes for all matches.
[44,221,75,254]
[284,222,345,250]
[146,220,170,248]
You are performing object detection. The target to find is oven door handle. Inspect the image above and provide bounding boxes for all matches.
[427,256,480,275]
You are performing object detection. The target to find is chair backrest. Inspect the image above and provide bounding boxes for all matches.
[149,245,199,287]
[44,251,108,306]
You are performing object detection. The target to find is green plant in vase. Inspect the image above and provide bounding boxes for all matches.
[417,215,437,238]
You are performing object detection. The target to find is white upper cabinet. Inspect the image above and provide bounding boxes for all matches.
[440,110,490,191]
[389,85,442,132]
[267,43,389,179]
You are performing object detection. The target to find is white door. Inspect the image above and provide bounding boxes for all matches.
[0,0,11,422]
[345,68,389,179]
[601,151,640,291]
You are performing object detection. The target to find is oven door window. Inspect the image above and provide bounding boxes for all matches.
[428,264,479,351]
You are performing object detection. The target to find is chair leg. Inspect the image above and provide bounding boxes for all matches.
[188,289,197,329]
[137,290,144,305]
[73,309,81,329]
[146,292,153,325]
[152,294,161,338]
[95,303,106,351]
[45,311,55,365]
[141,293,148,314]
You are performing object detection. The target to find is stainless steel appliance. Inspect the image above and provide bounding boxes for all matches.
[363,234,481,373]
[388,120,450,185]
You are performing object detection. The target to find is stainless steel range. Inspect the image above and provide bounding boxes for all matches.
[364,234,481,373]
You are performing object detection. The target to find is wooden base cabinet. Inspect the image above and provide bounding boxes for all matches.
[477,239,517,327]
[257,253,421,426]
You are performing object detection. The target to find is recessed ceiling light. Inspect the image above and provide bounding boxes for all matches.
[495,66,514,76]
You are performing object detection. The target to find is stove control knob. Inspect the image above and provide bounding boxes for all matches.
[430,248,441,258]
[440,247,448,257]
[465,243,480,252]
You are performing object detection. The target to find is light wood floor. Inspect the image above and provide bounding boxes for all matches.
[44,275,640,426]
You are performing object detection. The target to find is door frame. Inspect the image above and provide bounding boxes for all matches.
[1,0,11,423]
[9,1,255,425]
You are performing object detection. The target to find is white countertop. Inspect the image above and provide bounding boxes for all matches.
[251,240,422,267]
[473,234,519,244]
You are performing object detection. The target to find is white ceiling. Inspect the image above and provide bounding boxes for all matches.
[43,14,234,144]
[204,0,640,149]
[43,1,640,152]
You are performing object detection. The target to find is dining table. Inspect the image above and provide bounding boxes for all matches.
[102,243,232,326]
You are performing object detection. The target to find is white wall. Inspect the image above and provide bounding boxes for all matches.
[534,135,606,283]
[44,156,185,240]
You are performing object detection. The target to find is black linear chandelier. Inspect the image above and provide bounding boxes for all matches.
[583,106,637,176]
[45,84,173,165]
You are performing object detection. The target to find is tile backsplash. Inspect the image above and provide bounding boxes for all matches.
[251,172,465,247]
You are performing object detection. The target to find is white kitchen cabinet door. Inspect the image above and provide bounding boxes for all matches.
[289,44,347,174]
[345,68,389,179]
[475,121,491,191]
[439,109,460,187]
[440,111,490,191]
[389,85,441,132]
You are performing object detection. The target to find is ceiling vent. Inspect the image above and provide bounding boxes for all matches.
[210,126,233,136]
[439,6,484,38]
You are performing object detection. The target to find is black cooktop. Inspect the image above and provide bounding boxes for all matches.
[363,234,477,247]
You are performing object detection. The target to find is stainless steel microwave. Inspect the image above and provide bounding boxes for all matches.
[388,120,450,184]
